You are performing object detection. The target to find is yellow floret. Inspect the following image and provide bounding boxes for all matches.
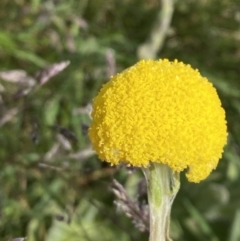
[88,59,227,182]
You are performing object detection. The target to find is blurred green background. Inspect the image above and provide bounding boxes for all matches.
[0,0,240,240]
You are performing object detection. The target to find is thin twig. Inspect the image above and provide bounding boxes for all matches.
[137,0,174,59]
[9,237,27,241]
[0,108,19,127]
[69,146,95,160]
[105,48,116,78]
[38,162,64,172]
[72,103,92,117]
[77,167,116,186]
[44,142,61,162]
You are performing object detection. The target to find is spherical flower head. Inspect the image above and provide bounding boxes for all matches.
[88,59,227,182]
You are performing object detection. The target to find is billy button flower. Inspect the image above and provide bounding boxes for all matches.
[88,59,227,241]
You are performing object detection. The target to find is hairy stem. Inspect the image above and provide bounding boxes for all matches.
[143,163,180,241]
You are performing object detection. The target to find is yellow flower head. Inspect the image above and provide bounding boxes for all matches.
[88,59,227,182]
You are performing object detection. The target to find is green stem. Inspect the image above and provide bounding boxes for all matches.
[137,0,174,59]
[142,163,180,241]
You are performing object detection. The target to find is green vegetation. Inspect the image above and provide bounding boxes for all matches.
[0,0,240,240]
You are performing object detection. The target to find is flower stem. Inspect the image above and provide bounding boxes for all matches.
[142,163,180,241]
